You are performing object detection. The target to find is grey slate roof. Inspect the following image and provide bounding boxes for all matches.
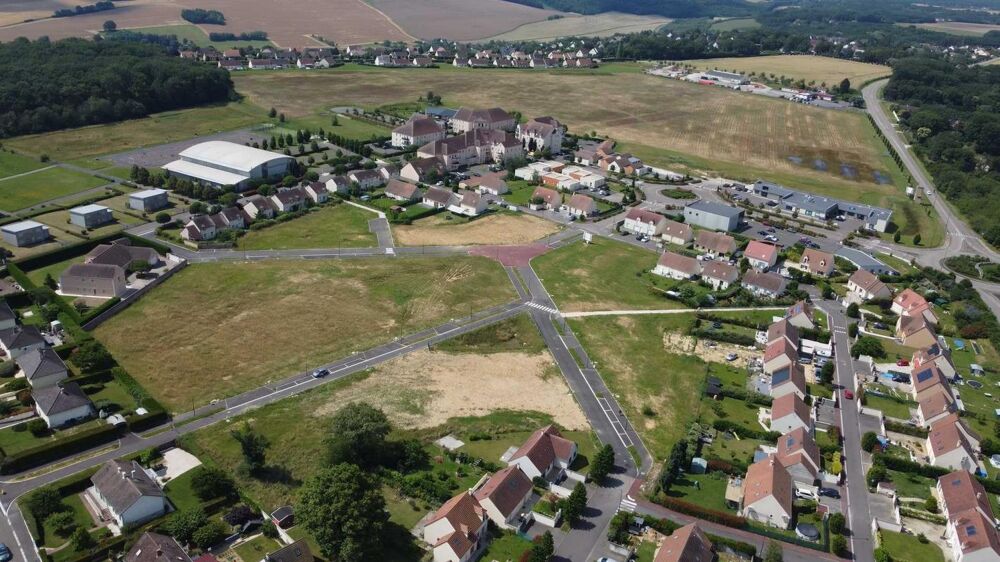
[91,459,164,515]
[0,326,45,349]
[686,200,744,219]
[264,540,312,562]
[0,301,14,324]
[17,348,67,382]
[63,263,122,279]
[32,382,92,415]
[126,533,191,562]
[86,243,160,269]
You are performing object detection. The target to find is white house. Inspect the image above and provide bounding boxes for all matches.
[622,207,667,236]
[846,270,891,302]
[33,382,94,428]
[384,179,421,202]
[701,261,738,290]
[506,426,577,481]
[17,348,68,389]
[770,363,806,401]
[652,251,700,280]
[563,193,597,218]
[742,271,787,299]
[785,301,815,331]
[348,169,385,190]
[472,466,532,529]
[0,326,46,359]
[937,470,1000,562]
[392,116,446,148]
[776,427,821,484]
[422,492,488,562]
[516,116,564,153]
[763,338,797,375]
[741,457,793,529]
[800,249,834,277]
[927,415,978,472]
[448,190,488,217]
[661,219,693,246]
[423,186,455,210]
[90,460,168,528]
[744,241,779,271]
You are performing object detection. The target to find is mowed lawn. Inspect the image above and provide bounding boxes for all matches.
[568,313,705,459]
[532,238,685,312]
[95,257,515,411]
[237,204,376,250]
[679,55,891,87]
[6,102,267,160]
[879,531,945,562]
[232,64,893,196]
[0,167,107,211]
[0,151,45,179]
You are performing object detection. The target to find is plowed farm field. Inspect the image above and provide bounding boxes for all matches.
[366,0,560,40]
[234,64,896,199]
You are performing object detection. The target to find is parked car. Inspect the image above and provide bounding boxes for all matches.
[896,359,910,366]
[819,488,841,499]
[726,353,738,362]
[0,544,12,562]
[794,488,818,500]
[843,390,854,400]
[312,368,329,378]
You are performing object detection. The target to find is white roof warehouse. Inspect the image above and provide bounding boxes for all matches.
[163,141,294,189]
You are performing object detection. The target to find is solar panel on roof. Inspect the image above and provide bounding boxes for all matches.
[772,368,790,385]
[967,526,978,536]
[786,436,796,448]
[916,369,934,383]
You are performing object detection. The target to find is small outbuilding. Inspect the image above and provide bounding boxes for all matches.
[69,204,114,229]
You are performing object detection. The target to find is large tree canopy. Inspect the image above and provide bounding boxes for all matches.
[0,37,234,138]
[297,464,388,561]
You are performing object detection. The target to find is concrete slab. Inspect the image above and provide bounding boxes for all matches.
[434,435,464,451]
[159,447,202,483]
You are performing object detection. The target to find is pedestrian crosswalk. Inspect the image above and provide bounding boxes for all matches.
[526,301,560,315]
[619,497,637,513]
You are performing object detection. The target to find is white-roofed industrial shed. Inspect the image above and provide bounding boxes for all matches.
[163,140,294,189]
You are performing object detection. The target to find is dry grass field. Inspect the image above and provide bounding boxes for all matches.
[367,0,559,41]
[488,12,671,41]
[233,65,895,200]
[392,213,561,246]
[0,0,71,26]
[909,21,1000,36]
[95,256,515,412]
[679,55,892,87]
[0,0,182,42]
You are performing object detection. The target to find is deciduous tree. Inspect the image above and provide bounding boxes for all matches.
[297,464,387,560]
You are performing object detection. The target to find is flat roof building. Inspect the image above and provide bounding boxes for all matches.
[128,189,169,213]
[69,204,113,229]
[684,200,744,232]
[1,220,50,247]
[163,141,294,190]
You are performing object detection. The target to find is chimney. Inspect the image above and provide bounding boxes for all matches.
[156,549,163,559]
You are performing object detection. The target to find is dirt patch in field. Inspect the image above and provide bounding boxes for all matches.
[312,349,588,430]
[489,12,671,41]
[393,213,561,247]
[367,0,559,40]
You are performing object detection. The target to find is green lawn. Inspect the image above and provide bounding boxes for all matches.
[503,180,540,206]
[0,419,105,456]
[237,204,377,250]
[863,394,913,420]
[38,493,94,549]
[25,255,85,287]
[384,486,431,530]
[433,313,546,355]
[532,238,688,312]
[0,150,45,179]
[34,208,139,238]
[0,167,106,211]
[481,532,533,562]
[119,24,273,50]
[95,256,515,412]
[163,468,204,513]
[635,540,657,562]
[232,534,283,562]
[879,530,945,562]
[568,314,705,460]
[887,470,934,500]
[285,114,390,142]
[875,253,917,275]
[665,472,732,512]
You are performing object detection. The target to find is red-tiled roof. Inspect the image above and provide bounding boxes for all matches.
[473,466,531,519]
[771,393,809,425]
[745,240,778,263]
[743,456,793,516]
[656,252,700,276]
[653,523,713,562]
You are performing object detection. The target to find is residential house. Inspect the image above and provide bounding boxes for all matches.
[684,201,744,232]
[770,393,811,434]
[240,195,277,220]
[418,129,523,170]
[911,365,951,402]
[927,415,978,472]
[846,270,891,302]
[745,241,779,271]
[423,186,455,209]
[0,325,46,359]
[917,386,958,427]
[564,193,597,218]
[764,338,797,375]
[785,301,815,331]
[85,242,162,270]
[599,153,645,175]
[378,163,400,181]
[652,523,713,562]
[18,348,68,389]
[530,187,561,210]
[125,532,190,562]
[181,215,217,242]
[506,425,577,481]
[573,148,599,166]
[741,457,793,529]
[892,289,938,325]
[450,107,515,132]
[516,117,564,153]
[348,169,385,191]
[776,427,821,484]
[0,302,14,331]
[271,188,307,213]
[392,116,446,148]
[385,179,421,202]
[33,382,94,428]
[661,219,693,246]
[303,182,329,204]
[936,470,1000,562]
[800,249,835,277]
[460,174,508,196]
[212,207,246,230]
[422,492,488,562]
[449,190,488,217]
[742,271,788,299]
[60,263,127,298]
[771,363,807,400]
[768,319,799,348]
[622,208,668,236]
[897,314,937,349]
[323,175,350,195]
[694,231,737,257]
[912,344,957,380]
[263,540,312,562]
[652,251,700,280]
[701,261,739,290]
[90,460,168,528]
[472,466,532,529]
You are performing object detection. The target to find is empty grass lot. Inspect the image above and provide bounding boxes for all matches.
[95,257,515,412]
[532,238,686,312]
[0,150,45,179]
[121,24,273,49]
[0,167,106,211]
[232,535,284,562]
[237,204,377,250]
[879,530,945,562]
[232,64,894,197]
[679,55,891,89]
[567,314,705,460]
[6,102,267,161]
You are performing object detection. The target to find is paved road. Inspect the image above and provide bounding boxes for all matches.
[815,294,875,562]
[0,301,531,562]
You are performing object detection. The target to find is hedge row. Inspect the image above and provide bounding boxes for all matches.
[695,311,767,330]
[653,495,747,528]
[643,514,758,557]
[79,297,121,324]
[691,329,756,347]
[1,423,121,474]
[883,420,929,438]
[719,387,773,407]
[14,231,123,271]
[713,419,780,443]
[876,454,950,479]
[899,506,946,524]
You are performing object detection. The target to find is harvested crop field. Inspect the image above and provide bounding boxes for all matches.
[679,55,891,88]
[488,12,671,41]
[393,213,561,246]
[233,64,894,197]
[314,349,588,430]
[0,0,182,42]
[909,21,1000,36]
[0,0,70,27]
[95,256,515,411]
[368,0,559,40]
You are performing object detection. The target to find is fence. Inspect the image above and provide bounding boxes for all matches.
[81,256,187,330]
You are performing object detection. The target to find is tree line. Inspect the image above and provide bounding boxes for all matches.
[0,37,235,138]
[885,56,1000,248]
[208,31,267,41]
[53,1,113,17]
[181,8,225,25]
